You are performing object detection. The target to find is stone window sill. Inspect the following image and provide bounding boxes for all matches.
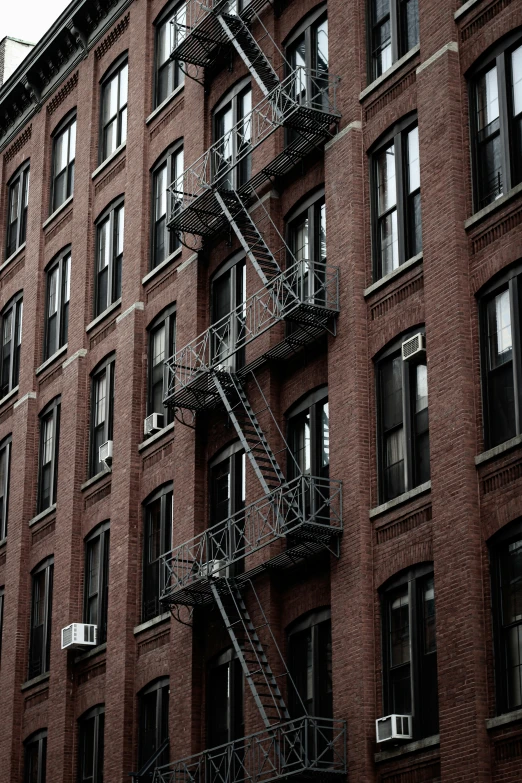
[134,612,170,636]
[375,733,440,763]
[0,386,19,409]
[465,182,522,231]
[21,672,50,691]
[43,195,73,229]
[1,243,26,273]
[142,248,182,286]
[138,422,174,452]
[475,434,522,466]
[74,642,107,664]
[86,298,122,333]
[360,45,420,101]
[35,344,68,376]
[92,143,126,180]
[146,84,184,125]
[454,0,482,20]
[486,708,522,730]
[364,253,423,298]
[28,504,56,528]
[369,481,431,519]
[81,468,111,492]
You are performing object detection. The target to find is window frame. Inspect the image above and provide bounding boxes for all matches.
[150,142,184,270]
[84,521,110,645]
[50,110,76,214]
[138,677,170,769]
[29,557,54,680]
[142,483,173,622]
[94,197,124,318]
[376,328,429,503]
[147,304,176,424]
[469,30,522,212]
[99,54,128,163]
[44,247,70,361]
[370,115,422,281]
[210,252,247,372]
[153,1,185,109]
[24,729,47,783]
[287,607,332,719]
[0,290,23,398]
[37,397,61,513]
[285,4,328,111]
[0,434,12,541]
[89,355,115,478]
[5,160,30,259]
[380,563,438,740]
[0,586,4,664]
[77,704,105,783]
[207,647,244,750]
[367,0,419,81]
[212,77,252,191]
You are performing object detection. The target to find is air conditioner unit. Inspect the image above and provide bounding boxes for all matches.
[376,714,412,744]
[99,440,113,468]
[144,412,164,436]
[402,333,426,362]
[61,623,98,650]
[200,559,228,579]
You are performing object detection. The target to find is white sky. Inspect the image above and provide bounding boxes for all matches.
[1,0,72,45]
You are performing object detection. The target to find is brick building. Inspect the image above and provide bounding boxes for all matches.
[0,0,521,781]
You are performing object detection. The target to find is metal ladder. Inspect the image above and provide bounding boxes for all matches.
[211,579,293,728]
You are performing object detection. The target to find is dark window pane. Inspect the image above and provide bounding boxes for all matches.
[399,0,419,56]
[381,356,404,500]
[486,290,516,447]
[388,586,412,714]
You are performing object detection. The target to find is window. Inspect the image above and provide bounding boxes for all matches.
[213,79,252,190]
[371,117,421,280]
[100,56,128,161]
[142,483,173,622]
[0,587,4,663]
[148,305,176,424]
[78,705,105,783]
[139,678,169,770]
[94,199,124,317]
[51,113,76,212]
[5,161,29,259]
[470,31,522,211]
[0,291,23,398]
[381,564,438,739]
[368,0,419,81]
[151,144,183,269]
[209,443,245,565]
[288,608,332,717]
[44,248,70,360]
[211,254,246,371]
[84,522,110,645]
[287,387,329,520]
[90,356,115,478]
[29,558,53,679]
[376,330,429,502]
[38,398,60,513]
[207,649,244,749]
[287,191,327,304]
[154,2,185,107]
[24,730,47,783]
[0,435,11,540]
[286,6,328,111]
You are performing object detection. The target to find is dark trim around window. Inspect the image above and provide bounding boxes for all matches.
[212,77,252,190]
[78,705,105,783]
[99,53,128,163]
[154,1,185,108]
[207,647,244,750]
[150,143,183,270]
[0,434,11,541]
[37,397,60,513]
[142,483,173,622]
[50,110,76,213]
[84,521,110,645]
[0,290,23,398]
[89,354,115,478]
[0,586,4,664]
[29,557,54,680]
[138,677,170,769]
[44,247,70,360]
[94,197,124,318]
[287,607,332,719]
[24,729,47,783]
[147,304,176,423]
[5,160,29,259]
[367,0,419,81]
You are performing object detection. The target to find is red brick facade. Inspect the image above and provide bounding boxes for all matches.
[0,0,522,781]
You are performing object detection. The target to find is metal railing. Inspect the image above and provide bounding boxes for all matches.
[160,475,342,603]
[167,67,339,224]
[164,260,339,404]
[153,717,347,783]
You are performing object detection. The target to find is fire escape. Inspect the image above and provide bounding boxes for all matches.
[154,2,346,781]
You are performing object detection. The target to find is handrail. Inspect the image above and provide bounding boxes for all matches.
[130,739,170,781]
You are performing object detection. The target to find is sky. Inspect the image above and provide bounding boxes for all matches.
[1,0,72,46]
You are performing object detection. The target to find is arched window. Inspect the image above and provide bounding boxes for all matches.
[212,78,252,190]
[50,110,76,213]
[24,729,47,783]
[0,435,11,541]
[78,705,105,783]
[142,483,173,622]
[286,5,328,112]
[0,291,23,398]
[207,648,244,749]
[138,678,169,769]
[287,387,329,521]
[210,252,246,373]
[44,247,70,360]
[94,196,124,317]
[147,304,176,423]
[84,521,110,645]
[154,1,185,108]
[89,354,115,478]
[5,160,29,259]
[29,557,54,679]
[151,143,183,269]
[99,54,128,162]
[38,397,61,513]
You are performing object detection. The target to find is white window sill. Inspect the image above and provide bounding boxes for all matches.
[74,642,107,664]
[81,468,112,492]
[360,44,420,102]
[21,672,50,691]
[28,504,56,528]
[475,434,522,466]
[91,143,126,180]
[142,247,182,286]
[138,422,174,452]
[374,733,440,763]
[454,0,482,20]
[0,386,19,408]
[369,481,431,519]
[134,612,170,635]
[86,298,122,333]
[486,708,522,730]
[465,181,522,231]
[35,344,68,376]
[1,243,26,272]
[43,195,73,229]
[364,253,423,298]
[146,84,184,125]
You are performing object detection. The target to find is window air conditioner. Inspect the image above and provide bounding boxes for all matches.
[61,623,98,650]
[99,440,113,469]
[200,559,228,579]
[144,412,164,436]
[402,333,426,361]
[375,714,412,743]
